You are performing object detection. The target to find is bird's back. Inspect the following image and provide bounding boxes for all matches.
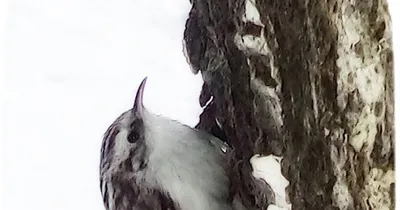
[140,117,232,210]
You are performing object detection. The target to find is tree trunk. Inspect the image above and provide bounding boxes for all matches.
[183,0,394,209]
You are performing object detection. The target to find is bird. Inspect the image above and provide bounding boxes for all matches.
[99,77,235,210]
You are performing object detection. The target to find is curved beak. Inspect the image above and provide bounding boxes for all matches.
[133,77,147,114]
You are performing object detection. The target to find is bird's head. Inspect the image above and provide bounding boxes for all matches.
[100,77,152,177]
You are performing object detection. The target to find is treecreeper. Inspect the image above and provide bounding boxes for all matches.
[99,77,246,210]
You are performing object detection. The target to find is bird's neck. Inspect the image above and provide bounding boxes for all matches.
[141,110,187,151]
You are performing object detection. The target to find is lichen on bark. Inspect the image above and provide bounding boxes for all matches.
[183,0,394,209]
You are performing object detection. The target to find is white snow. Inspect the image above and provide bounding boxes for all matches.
[3,1,203,210]
[250,154,292,210]
[234,0,270,56]
[242,0,264,27]
[234,31,270,56]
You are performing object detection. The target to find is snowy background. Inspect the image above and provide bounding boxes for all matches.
[3,0,400,210]
[4,0,203,210]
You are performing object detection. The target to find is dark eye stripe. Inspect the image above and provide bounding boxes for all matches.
[130,119,144,128]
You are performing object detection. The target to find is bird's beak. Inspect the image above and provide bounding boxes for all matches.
[133,77,147,115]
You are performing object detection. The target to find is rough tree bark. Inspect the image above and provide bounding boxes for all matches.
[183,0,394,210]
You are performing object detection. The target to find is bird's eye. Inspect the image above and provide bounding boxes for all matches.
[127,130,140,143]
[127,119,143,143]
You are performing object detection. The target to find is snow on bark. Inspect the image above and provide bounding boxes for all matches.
[251,154,291,210]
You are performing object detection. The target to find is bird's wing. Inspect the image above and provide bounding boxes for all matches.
[208,135,231,154]
[193,128,232,155]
